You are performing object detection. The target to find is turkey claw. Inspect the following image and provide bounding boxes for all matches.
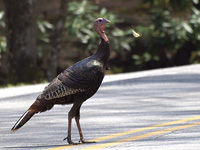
[80,140,96,144]
[63,137,68,141]
[63,136,78,145]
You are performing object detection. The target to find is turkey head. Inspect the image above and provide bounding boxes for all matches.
[94,18,110,42]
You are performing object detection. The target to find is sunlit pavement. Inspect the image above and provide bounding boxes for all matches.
[1,64,200,150]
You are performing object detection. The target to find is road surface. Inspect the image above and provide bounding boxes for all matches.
[1,64,200,150]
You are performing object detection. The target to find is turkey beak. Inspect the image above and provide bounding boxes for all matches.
[103,18,111,23]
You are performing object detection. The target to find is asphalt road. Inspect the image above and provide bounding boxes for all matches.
[1,64,200,150]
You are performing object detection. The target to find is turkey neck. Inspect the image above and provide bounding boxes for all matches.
[93,38,110,65]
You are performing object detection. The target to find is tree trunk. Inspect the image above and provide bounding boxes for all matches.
[4,0,37,84]
[47,0,67,81]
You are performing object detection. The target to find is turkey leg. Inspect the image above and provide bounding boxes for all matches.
[64,101,95,144]
[64,102,82,145]
[75,105,95,144]
[75,106,85,143]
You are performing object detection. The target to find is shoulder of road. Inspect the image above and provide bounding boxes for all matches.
[1,64,200,99]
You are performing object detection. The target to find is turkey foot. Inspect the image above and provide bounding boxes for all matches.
[63,136,80,145]
[80,139,96,144]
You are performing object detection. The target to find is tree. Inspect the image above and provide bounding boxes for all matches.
[47,0,68,81]
[4,0,38,84]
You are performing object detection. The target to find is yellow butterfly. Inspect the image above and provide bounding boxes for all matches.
[132,29,142,38]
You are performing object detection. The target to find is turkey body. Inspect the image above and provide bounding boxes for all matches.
[11,37,110,144]
[38,38,109,109]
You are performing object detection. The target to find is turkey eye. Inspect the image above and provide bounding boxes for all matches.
[99,20,102,22]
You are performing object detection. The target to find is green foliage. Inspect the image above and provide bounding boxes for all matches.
[66,0,133,53]
[132,0,200,68]
[189,7,200,44]
[0,36,6,56]
[0,11,5,27]
[37,19,54,43]
[143,0,192,9]
[189,6,200,63]
[37,16,54,58]
[0,11,6,62]
[0,11,54,60]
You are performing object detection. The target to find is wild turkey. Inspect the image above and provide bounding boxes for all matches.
[11,18,110,145]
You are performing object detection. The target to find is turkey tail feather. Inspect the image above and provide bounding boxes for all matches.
[11,110,35,132]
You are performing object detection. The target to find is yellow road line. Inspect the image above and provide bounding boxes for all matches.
[80,122,200,150]
[92,115,200,142]
[48,115,200,150]
[49,145,75,150]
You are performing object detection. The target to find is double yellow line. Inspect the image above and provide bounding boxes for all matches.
[49,115,200,150]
